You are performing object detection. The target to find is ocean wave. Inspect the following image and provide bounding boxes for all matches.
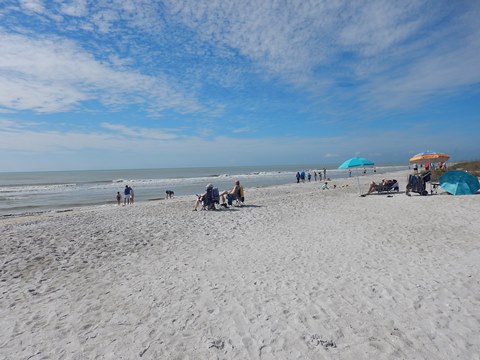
[0,183,77,193]
[91,168,381,189]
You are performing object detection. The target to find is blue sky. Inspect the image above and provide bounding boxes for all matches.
[1,0,479,171]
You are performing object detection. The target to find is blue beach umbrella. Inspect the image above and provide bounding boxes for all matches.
[439,170,480,195]
[338,157,375,169]
[338,157,375,194]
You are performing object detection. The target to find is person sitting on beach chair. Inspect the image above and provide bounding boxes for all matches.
[367,181,381,194]
[385,179,399,192]
[193,184,220,211]
[228,181,244,206]
[220,180,244,207]
[367,179,399,194]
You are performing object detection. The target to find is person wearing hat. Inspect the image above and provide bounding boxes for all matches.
[193,183,214,211]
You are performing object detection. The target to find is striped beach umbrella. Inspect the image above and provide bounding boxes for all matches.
[409,151,449,164]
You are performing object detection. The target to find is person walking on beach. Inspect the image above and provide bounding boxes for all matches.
[116,192,122,206]
[124,185,131,205]
[323,168,327,180]
[300,171,305,183]
[307,172,311,182]
[314,171,317,181]
[129,186,134,204]
[296,172,300,183]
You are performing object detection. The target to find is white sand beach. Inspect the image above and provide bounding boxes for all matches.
[1,170,479,359]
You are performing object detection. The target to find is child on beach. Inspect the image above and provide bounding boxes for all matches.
[116,192,122,205]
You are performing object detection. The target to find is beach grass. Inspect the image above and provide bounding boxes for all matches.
[450,160,480,176]
[430,160,480,181]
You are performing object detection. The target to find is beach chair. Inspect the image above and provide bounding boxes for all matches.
[226,186,245,206]
[430,181,440,194]
[237,186,245,206]
[202,187,220,210]
[376,180,399,193]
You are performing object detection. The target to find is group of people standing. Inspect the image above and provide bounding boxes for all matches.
[412,162,446,175]
[296,168,327,183]
[116,185,134,205]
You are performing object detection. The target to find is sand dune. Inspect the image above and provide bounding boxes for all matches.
[1,170,479,359]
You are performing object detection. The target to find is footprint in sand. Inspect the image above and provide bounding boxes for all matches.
[208,338,224,350]
[306,334,337,350]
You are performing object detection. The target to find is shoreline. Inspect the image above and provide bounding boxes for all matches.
[1,169,479,358]
[1,167,409,218]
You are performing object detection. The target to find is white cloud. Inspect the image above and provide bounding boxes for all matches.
[0,31,203,114]
[369,16,480,107]
[0,75,88,112]
[164,0,428,82]
[232,127,251,134]
[338,1,427,56]
[0,119,16,127]
[163,0,480,109]
[60,0,88,17]
[0,0,479,168]
[101,122,178,140]
[19,0,45,14]
[163,0,329,83]
[3,0,478,114]
[0,122,477,171]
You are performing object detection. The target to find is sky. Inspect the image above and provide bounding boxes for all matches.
[1,0,479,172]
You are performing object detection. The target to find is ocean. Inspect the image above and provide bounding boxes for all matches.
[0,164,408,216]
